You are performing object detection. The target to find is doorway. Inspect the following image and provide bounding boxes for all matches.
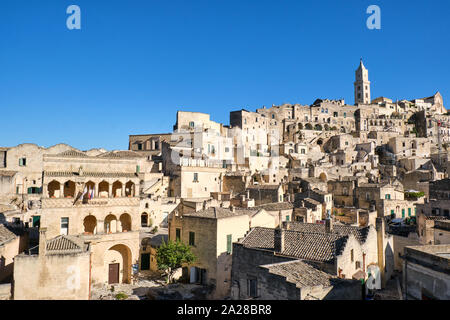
[108,263,119,284]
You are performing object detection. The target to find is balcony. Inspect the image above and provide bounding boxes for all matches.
[41,196,140,209]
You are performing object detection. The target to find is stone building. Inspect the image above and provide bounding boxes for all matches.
[403,244,450,300]
[13,229,91,300]
[128,133,172,157]
[246,184,284,206]
[231,217,394,296]
[168,205,276,299]
[0,224,28,283]
[35,150,146,288]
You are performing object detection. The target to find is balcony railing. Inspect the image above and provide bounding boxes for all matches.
[41,196,140,208]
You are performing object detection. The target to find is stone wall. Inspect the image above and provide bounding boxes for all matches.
[230,244,294,300]
[13,251,91,300]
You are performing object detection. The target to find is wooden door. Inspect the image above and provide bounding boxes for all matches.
[108,263,119,284]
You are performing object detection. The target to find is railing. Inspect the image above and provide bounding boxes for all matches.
[41,196,140,208]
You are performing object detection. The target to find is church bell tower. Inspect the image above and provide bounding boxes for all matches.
[354,59,371,105]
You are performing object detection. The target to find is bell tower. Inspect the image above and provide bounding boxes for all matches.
[354,59,371,105]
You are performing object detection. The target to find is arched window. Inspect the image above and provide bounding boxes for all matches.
[120,213,132,232]
[83,215,97,234]
[105,214,117,233]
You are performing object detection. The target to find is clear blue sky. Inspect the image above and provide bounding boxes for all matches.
[1,0,449,150]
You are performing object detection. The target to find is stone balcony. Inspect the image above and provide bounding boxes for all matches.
[41,196,140,209]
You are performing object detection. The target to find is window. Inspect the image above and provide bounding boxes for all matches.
[350,249,354,262]
[408,208,411,217]
[189,232,195,246]
[385,194,391,200]
[402,209,405,218]
[356,261,361,269]
[365,193,370,200]
[226,234,232,254]
[19,158,26,166]
[189,121,195,128]
[176,228,181,241]
[137,144,142,150]
[61,217,69,235]
[247,278,258,298]
[286,215,290,222]
[193,173,198,182]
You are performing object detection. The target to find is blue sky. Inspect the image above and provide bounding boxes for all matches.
[0,0,449,150]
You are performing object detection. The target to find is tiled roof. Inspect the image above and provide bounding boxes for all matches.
[294,198,321,208]
[56,150,88,157]
[97,150,144,158]
[256,202,294,211]
[285,221,370,243]
[425,216,450,221]
[183,207,259,219]
[240,227,347,262]
[247,184,280,190]
[46,235,87,255]
[261,260,337,288]
[0,224,17,246]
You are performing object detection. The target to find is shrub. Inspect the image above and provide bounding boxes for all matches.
[115,292,128,300]
[404,191,425,199]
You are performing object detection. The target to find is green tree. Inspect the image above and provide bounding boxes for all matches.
[156,240,196,283]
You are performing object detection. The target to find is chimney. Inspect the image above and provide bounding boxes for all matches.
[39,227,47,256]
[274,228,285,253]
[375,217,386,287]
[278,210,283,228]
[325,218,333,233]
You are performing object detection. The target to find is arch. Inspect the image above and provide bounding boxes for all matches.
[120,213,132,232]
[83,215,97,234]
[63,180,76,198]
[48,180,61,198]
[98,180,109,198]
[105,244,132,284]
[141,212,148,227]
[84,181,95,200]
[125,181,135,197]
[319,172,327,182]
[112,181,123,197]
[104,214,117,234]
